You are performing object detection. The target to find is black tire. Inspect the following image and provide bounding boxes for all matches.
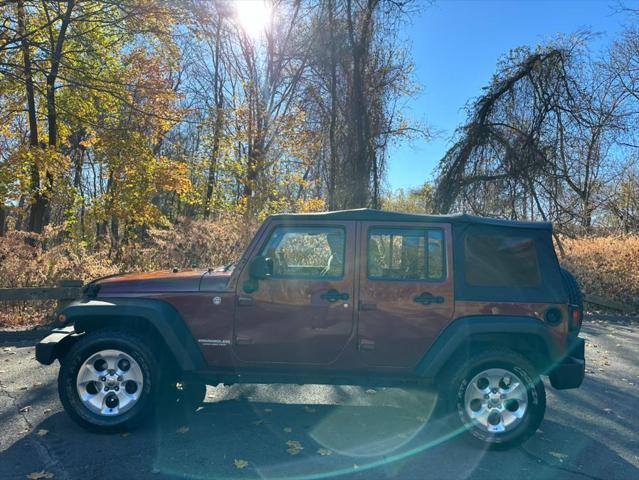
[58,330,158,433]
[443,348,546,449]
[560,267,583,310]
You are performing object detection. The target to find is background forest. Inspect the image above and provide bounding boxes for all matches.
[1,0,638,326]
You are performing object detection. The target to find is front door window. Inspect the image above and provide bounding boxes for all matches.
[261,227,345,279]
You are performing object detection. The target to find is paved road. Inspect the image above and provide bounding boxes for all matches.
[1,319,638,480]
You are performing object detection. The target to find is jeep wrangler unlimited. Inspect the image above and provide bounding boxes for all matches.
[36,209,585,447]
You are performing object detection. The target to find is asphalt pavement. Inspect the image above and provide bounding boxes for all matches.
[0,318,638,480]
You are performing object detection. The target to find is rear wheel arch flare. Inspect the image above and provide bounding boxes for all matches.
[416,316,558,380]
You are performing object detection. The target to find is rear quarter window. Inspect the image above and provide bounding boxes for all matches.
[464,234,541,288]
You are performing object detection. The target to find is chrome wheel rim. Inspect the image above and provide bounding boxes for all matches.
[463,368,528,433]
[76,349,144,416]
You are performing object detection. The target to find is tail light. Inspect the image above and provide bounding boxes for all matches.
[569,304,582,333]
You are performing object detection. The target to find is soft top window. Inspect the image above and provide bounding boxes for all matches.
[260,226,345,279]
[368,228,444,281]
[464,234,541,288]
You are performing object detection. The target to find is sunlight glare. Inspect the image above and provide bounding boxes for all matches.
[234,0,272,38]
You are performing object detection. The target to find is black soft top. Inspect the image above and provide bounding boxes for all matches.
[270,208,552,231]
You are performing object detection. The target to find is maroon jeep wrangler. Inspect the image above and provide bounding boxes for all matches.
[36,209,585,447]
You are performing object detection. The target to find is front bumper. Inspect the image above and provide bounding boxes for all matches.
[549,336,585,390]
[35,326,78,365]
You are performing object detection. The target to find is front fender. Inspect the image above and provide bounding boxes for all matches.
[59,298,206,371]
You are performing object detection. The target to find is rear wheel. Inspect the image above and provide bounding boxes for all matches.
[444,348,546,449]
[58,330,158,432]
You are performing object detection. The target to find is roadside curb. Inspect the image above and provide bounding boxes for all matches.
[0,330,49,343]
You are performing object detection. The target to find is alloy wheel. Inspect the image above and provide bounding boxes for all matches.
[75,349,144,416]
[462,368,528,433]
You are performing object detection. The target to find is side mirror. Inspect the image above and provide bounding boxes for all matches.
[249,255,272,280]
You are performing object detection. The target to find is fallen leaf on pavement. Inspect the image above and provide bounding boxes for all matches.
[234,459,249,469]
[549,452,568,462]
[36,429,48,437]
[27,471,54,479]
[287,440,303,455]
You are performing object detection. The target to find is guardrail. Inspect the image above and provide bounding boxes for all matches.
[584,294,637,314]
[0,280,83,303]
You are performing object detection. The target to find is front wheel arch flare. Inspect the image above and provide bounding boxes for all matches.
[60,298,207,372]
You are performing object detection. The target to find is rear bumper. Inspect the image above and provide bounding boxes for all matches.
[35,326,77,365]
[549,337,585,390]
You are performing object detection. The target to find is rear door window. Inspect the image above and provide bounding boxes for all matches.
[367,228,445,281]
[464,234,540,287]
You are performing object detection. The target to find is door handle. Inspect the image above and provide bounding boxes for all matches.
[359,302,377,311]
[237,296,253,306]
[235,336,253,345]
[414,292,445,305]
[320,289,349,303]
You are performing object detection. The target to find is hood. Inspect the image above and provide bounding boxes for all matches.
[91,269,209,295]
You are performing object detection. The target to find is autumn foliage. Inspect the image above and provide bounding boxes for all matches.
[560,236,639,309]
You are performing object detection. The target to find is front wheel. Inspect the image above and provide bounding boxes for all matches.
[58,330,158,432]
[444,349,546,449]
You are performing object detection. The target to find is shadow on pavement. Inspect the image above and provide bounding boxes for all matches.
[1,388,637,480]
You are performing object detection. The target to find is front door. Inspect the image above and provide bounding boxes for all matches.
[357,222,455,369]
[233,221,355,365]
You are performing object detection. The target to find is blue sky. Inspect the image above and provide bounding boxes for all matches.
[387,0,631,191]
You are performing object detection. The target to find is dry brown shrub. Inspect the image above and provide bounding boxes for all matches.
[560,235,639,309]
[0,215,256,329]
[120,214,256,272]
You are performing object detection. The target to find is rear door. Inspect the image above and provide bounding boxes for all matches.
[233,221,355,365]
[357,222,454,369]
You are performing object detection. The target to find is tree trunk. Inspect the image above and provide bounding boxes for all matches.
[327,0,338,210]
[0,206,6,237]
[345,0,378,209]
[204,20,224,219]
[17,0,46,233]
[41,0,75,227]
